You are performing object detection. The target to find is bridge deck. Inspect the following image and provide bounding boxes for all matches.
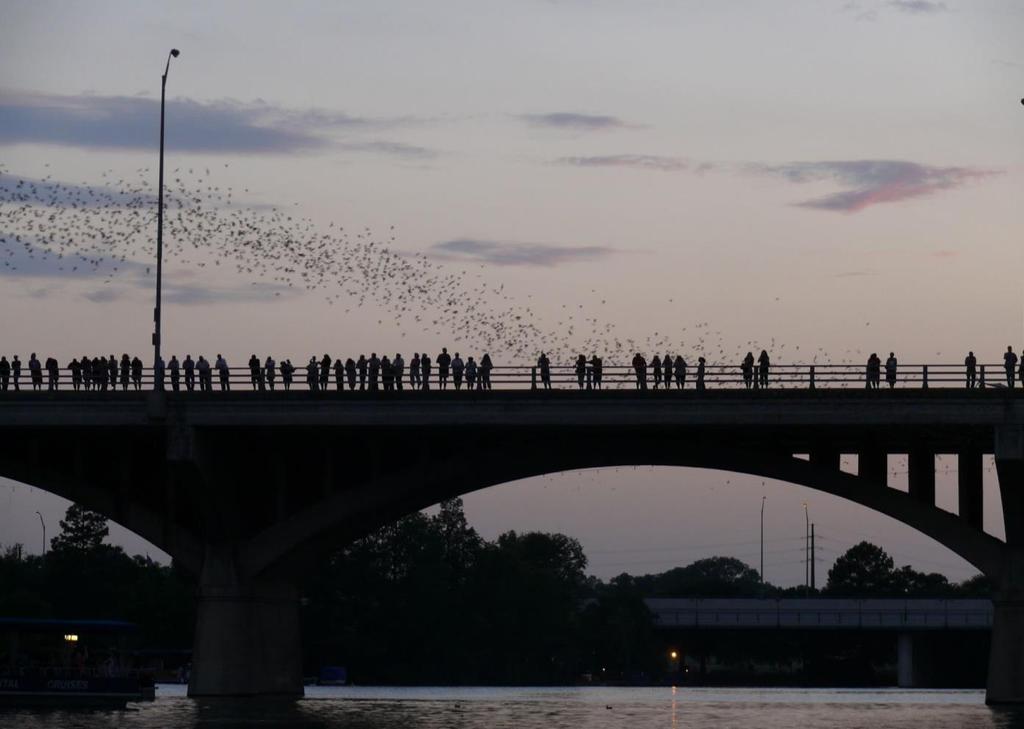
[645,598,993,630]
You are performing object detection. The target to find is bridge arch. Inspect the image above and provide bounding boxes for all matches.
[248,438,1004,583]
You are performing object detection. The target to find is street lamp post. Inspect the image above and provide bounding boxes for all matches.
[153,48,180,369]
[760,496,766,586]
[35,511,45,555]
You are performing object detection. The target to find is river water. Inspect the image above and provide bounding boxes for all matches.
[6,685,1024,728]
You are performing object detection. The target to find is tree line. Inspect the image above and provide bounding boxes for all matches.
[0,501,991,684]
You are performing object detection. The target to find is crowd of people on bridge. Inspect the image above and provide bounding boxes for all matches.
[0,346,1022,393]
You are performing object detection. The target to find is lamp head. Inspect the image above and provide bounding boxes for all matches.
[170,49,180,58]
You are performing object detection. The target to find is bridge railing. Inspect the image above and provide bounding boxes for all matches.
[2,361,1016,392]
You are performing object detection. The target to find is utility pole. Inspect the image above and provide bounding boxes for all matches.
[803,502,809,590]
[810,523,816,591]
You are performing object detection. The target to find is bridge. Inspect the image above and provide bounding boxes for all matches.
[645,597,993,688]
[0,383,1022,702]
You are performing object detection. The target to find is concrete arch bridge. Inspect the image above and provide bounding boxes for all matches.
[0,389,1021,702]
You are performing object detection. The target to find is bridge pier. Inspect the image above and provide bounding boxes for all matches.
[989,429,1024,704]
[896,633,914,688]
[188,545,303,697]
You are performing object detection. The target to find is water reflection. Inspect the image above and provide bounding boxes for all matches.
[6,687,1024,729]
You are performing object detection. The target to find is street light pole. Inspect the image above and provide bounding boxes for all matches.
[154,48,180,369]
[760,496,766,586]
[35,511,45,556]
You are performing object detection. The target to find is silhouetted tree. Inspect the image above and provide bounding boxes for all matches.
[50,504,109,554]
[633,556,764,597]
[825,542,897,595]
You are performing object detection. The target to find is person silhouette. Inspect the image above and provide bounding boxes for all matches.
[632,353,647,390]
[28,353,42,391]
[757,350,770,389]
[333,357,345,391]
[381,355,394,391]
[153,355,166,391]
[45,356,59,391]
[885,352,898,389]
[480,354,493,390]
[357,355,367,390]
[452,353,465,390]
[345,358,357,390]
[741,352,754,390]
[652,355,662,390]
[69,358,81,391]
[280,359,293,391]
[1005,346,1019,389]
[420,353,431,391]
[197,356,212,392]
[108,355,118,390]
[410,353,421,390]
[591,354,603,390]
[393,353,405,391]
[575,355,587,390]
[183,355,195,392]
[11,355,21,391]
[465,356,477,389]
[168,355,180,392]
[964,351,977,389]
[368,353,380,391]
[674,355,686,389]
[307,357,319,391]
[696,357,706,391]
[121,354,132,391]
[264,356,276,391]
[248,355,262,390]
[0,356,9,391]
[437,348,451,390]
[537,352,551,390]
[215,355,230,391]
[319,355,332,391]
[82,355,94,391]
[865,353,880,389]
[131,356,144,391]
[93,356,106,392]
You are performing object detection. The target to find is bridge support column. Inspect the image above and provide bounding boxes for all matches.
[858,451,887,487]
[896,633,914,688]
[908,450,935,506]
[188,545,303,697]
[958,450,984,531]
[989,431,1024,704]
[988,592,1024,704]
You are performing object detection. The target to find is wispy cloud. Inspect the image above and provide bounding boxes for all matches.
[163,281,293,305]
[338,141,437,160]
[887,0,947,14]
[428,238,616,267]
[0,238,293,304]
[0,91,433,156]
[520,112,628,131]
[756,160,996,213]
[555,154,695,172]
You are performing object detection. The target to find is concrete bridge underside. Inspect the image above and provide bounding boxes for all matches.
[0,390,1021,701]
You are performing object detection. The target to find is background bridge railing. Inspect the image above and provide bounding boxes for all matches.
[2,361,1017,393]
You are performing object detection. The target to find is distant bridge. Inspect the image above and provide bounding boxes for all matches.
[646,597,993,688]
[645,597,993,631]
[0,387,1021,701]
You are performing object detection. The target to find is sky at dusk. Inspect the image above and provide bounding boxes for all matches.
[1,0,1022,585]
